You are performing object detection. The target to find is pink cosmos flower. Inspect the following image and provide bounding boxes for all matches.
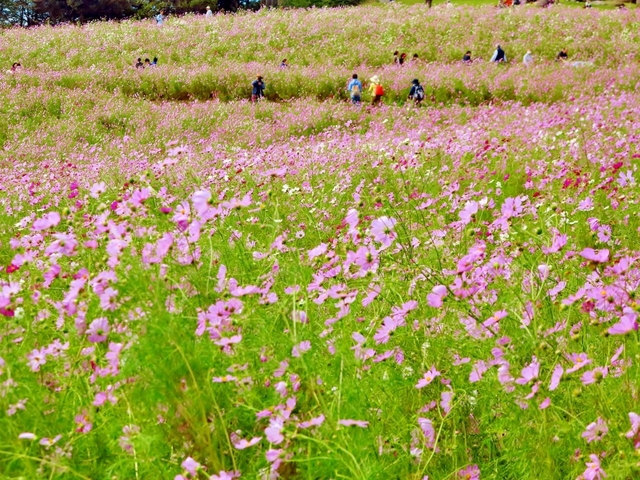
[373,316,401,344]
[233,436,262,450]
[482,310,507,329]
[181,457,201,476]
[418,417,436,448]
[221,193,251,210]
[582,418,608,443]
[32,212,61,231]
[370,216,397,247]
[566,353,591,374]
[579,248,609,263]
[539,397,551,409]
[338,419,368,428]
[292,340,311,358]
[457,464,480,479]
[74,410,93,433]
[27,348,47,372]
[607,308,638,335]
[416,366,441,388]
[18,432,37,440]
[39,435,62,447]
[581,367,608,385]
[440,391,454,416]
[625,412,640,448]
[93,385,118,406]
[298,414,326,429]
[469,360,489,383]
[580,454,606,480]
[515,357,540,385]
[308,243,328,260]
[209,471,240,480]
[456,243,486,274]
[542,229,567,254]
[89,182,107,198]
[212,375,237,383]
[459,201,478,224]
[87,317,110,343]
[549,364,563,391]
[265,417,285,444]
[427,285,447,308]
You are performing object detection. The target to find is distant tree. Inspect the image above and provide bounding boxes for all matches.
[0,0,43,25]
[32,0,135,22]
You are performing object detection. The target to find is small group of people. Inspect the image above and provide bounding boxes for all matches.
[474,44,573,65]
[393,51,420,65]
[135,57,159,69]
[154,5,214,24]
[346,74,424,107]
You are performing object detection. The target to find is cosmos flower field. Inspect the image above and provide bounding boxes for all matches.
[1,4,639,480]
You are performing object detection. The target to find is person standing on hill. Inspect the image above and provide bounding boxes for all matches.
[490,44,507,63]
[393,51,399,65]
[523,50,534,66]
[205,6,213,16]
[399,53,407,65]
[347,74,363,105]
[135,58,144,69]
[368,75,384,106]
[408,79,425,106]
[252,76,266,102]
[155,10,165,25]
[556,48,568,61]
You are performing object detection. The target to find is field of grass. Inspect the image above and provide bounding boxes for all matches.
[0,5,639,480]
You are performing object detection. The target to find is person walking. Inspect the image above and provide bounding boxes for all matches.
[408,79,425,106]
[205,6,213,16]
[523,50,534,66]
[490,44,507,63]
[368,75,384,106]
[347,74,363,105]
[155,10,165,25]
[252,75,266,102]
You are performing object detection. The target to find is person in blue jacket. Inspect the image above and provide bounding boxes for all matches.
[347,74,363,105]
[408,79,425,106]
[252,76,266,102]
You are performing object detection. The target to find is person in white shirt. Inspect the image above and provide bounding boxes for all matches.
[523,51,534,65]
[205,6,213,16]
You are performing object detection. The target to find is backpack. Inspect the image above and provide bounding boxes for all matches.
[374,84,384,96]
[351,83,361,96]
[414,85,425,100]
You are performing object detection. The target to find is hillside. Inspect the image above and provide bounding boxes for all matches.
[0,5,639,480]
